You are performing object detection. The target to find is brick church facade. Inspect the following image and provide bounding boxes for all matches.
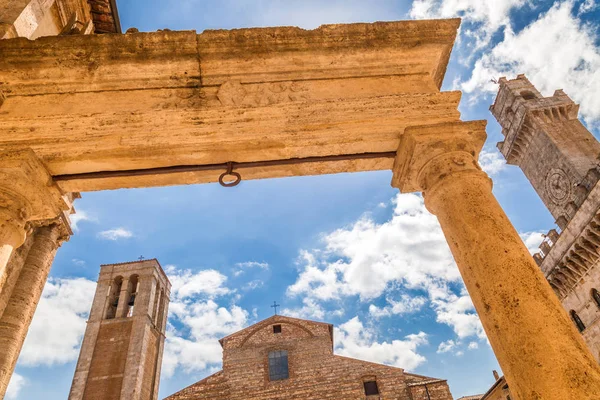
[166,315,453,400]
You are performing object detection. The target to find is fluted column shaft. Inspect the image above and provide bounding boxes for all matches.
[0,224,62,398]
[0,208,28,301]
[0,232,35,319]
[393,121,600,399]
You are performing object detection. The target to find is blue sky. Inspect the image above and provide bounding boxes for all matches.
[7,0,600,399]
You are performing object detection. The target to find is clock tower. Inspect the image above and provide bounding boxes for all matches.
[490,75,600,229]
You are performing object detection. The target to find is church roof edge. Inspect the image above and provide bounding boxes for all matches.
[218,314,333,347]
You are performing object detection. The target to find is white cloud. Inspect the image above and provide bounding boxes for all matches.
[69,209,96,233]
[288,194,460,301]
[287,193,484,340]
[369,295,427,318]
[160,265,250,378]
[461,1,600,125]
[283,298,344,320]
[520,231,545,255]
[438,338,481,355]
[162,300,249,377]
[166,266,231,300]
[468,341,479,350]
[235,261,269,270]
[437,339,457,353]
[479,148,506,176]
[334,317,428,371]
[96,227,133,241]
[72,258,86,267]
[432,286,486,339]
[578,0,597,14]
[232,261,269,277]
[5,373,25,400]
[409,0,527,48]
[243,279,264,290]
[283,298,325,319]
[19,278,96,366]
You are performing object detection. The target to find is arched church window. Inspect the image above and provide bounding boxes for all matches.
[105,276,123,319]
[268,350,289,381]
[592,289,600,309]
[570,310,586,332]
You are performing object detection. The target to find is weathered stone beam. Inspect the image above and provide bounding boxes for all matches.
[0,20,459,95]
[1,91,461,191]
[0,19,461,191]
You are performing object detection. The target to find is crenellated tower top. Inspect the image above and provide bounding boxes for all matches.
[490,74,600,229]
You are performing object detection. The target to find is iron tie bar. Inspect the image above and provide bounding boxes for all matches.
[53,151,398,187]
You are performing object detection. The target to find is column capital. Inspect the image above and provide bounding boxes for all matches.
[0,149,70,246]
[33,192,80,245]
[391,121,488,193]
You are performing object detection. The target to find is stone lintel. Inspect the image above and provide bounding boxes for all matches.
[1,19,464,192]
[0,19,459,97]
[391,120,487,193]
[0,149,69,223]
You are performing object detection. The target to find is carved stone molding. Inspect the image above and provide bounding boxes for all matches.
[217,80,310,107]
[391,120,487,194]
[0,150,70,246]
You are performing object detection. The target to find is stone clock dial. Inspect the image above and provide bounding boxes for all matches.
[546,169,570,203]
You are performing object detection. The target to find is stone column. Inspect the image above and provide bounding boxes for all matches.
[0,208,28,293]
[0,231,35,319]
[392,121,600,399]
[0,222,67,398]
[0,150,69,310]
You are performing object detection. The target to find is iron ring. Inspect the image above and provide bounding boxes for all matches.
[219,171,241,187]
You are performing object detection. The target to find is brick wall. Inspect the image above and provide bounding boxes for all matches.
[87,0,119,33]
[140,327,160,400]
[82,320,133,400]
[409,380,453,400]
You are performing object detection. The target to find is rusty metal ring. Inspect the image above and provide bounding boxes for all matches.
[219,171,241,187]
[219,162,241,187]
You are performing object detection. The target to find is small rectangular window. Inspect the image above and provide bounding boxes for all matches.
[273,324,282,333]
[364,381,379,395]
[268,350,289,381]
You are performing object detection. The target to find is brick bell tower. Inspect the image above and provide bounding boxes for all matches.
[490,74,600,230]
[68,259,171,400]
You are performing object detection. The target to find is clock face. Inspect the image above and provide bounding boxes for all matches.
[546,169,570,204]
